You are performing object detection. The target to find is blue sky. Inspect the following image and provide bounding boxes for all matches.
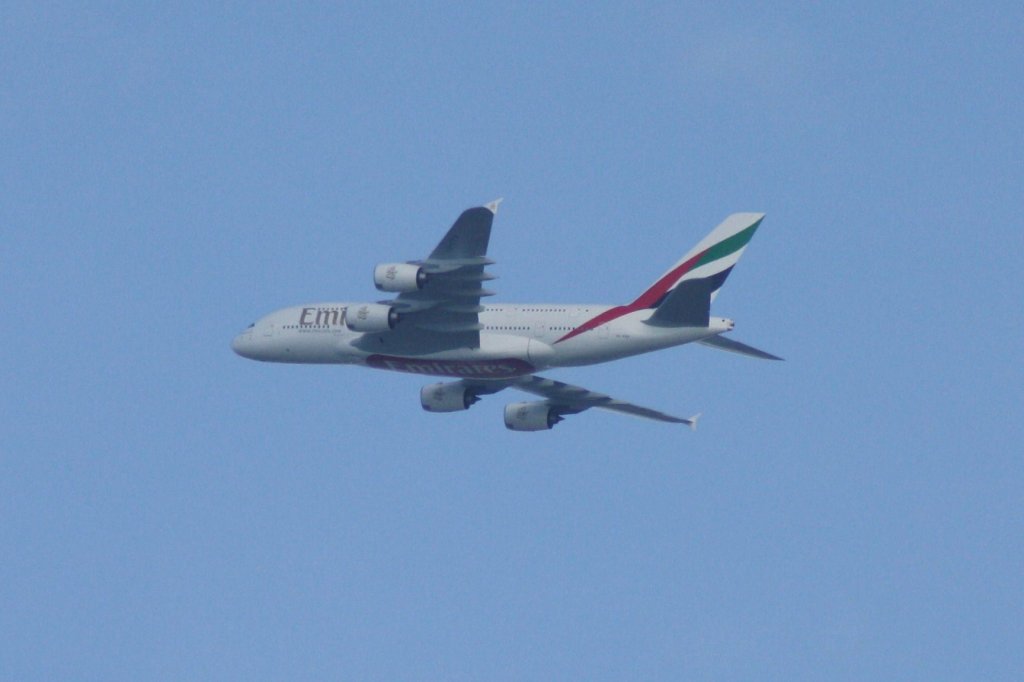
[2,3,1022,680]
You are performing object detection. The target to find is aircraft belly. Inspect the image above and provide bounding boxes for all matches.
[359,333,544,379]
[365,354,534,379]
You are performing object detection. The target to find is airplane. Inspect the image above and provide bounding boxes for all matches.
[231,200,781,431]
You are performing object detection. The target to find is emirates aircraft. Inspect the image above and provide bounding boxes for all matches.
[232,200,781,431]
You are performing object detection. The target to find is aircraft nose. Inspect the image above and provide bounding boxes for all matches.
[232,331,253,358]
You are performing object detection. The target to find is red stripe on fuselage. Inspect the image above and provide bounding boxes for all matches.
[554,305,630,344]
[554,251,705,344]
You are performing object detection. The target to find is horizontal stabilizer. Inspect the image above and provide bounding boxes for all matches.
[698,335,783,361]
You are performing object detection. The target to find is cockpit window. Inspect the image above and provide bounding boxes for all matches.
[247,322,255,328]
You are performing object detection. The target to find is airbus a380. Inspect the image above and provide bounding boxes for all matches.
[232,200,781,431]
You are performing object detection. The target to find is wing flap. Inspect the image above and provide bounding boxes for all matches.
[422,256,495,269]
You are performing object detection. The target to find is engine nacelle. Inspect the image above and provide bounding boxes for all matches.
[420,382,480,413]
[345,303,398,332]
[374,263,426,292]
[504,402,564,431]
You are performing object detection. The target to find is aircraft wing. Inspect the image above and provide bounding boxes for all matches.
[463,374,700,428]
[389,200,501,348]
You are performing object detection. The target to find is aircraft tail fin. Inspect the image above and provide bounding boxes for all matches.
[553,213,766,345]
[630,213,765,312]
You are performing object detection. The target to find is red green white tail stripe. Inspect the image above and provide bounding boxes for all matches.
[555,213,765,343]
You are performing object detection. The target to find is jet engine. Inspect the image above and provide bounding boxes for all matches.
[374,263,426,292]
[503,401,565,431]
[345,303,399,332]
[420,382,481,412]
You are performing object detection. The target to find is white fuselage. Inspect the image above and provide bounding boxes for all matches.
[232,303,733,380]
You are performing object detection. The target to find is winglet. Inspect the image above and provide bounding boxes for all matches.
[485,198,504,214]
[687,413,702,431]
